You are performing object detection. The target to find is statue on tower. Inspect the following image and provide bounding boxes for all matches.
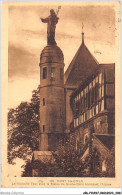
[41,8,60,45]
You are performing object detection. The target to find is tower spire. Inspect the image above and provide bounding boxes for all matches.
[82,23,84,44]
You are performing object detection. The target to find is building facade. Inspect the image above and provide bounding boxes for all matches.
[33,22,115,176]
[64,33,115,175]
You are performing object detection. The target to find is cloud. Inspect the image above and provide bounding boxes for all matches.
[8,5,116,108]
[21,29,43,37]
[8,44,39,80]
[8,77,39,108]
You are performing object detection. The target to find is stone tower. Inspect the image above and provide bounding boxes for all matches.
[32,9,65,168]
[39,44,65,151]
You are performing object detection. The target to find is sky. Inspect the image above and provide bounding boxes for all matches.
[8,5,116,108]
[7,158,25,177]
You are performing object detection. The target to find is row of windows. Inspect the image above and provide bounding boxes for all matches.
[41,67,63,80]
[74,72,104,102]
[74,99,104,128]
[73,72,105,118]
[74,84,104,115]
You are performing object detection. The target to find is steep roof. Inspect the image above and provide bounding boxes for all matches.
[94,134,115,151]
[70,63,115,97]
[64,40,99,87]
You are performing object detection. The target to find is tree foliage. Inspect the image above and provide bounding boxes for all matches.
[8,85,115,177]
[22,138,115,177]
[8,86,40,164]
[22,139,90,177]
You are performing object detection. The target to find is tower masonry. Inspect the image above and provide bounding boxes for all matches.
[39,44,65,151]
[32,9,65,170]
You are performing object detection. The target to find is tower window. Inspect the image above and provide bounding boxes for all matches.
[43,67,47,79]
[43,125,45,132]
[43,98,45,106]
[60,68,63,80]
[88,91,90,109]
[51,67,56,80]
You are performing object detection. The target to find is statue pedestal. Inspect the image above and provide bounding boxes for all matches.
[33,151,53,161]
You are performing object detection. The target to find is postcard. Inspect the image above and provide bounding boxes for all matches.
[1,0,121,188]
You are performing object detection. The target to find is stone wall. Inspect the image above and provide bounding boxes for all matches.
[94,114,108,134]
[65,88,74,129]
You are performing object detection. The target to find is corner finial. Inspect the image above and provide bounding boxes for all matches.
[82,23,84,44]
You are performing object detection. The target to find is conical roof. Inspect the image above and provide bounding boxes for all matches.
[64,41,99,87]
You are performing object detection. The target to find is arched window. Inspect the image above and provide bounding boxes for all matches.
[84,134,89,144]
[85,136,88,143]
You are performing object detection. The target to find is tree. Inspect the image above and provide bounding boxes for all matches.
[8,85,115,177]
[8,86,40,164]
[22,138,90,177]
[105,146,115,177]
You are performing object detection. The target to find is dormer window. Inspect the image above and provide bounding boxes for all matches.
[43,67,47,79]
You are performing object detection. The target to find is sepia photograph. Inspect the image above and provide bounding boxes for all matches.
[1,0,121,188]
